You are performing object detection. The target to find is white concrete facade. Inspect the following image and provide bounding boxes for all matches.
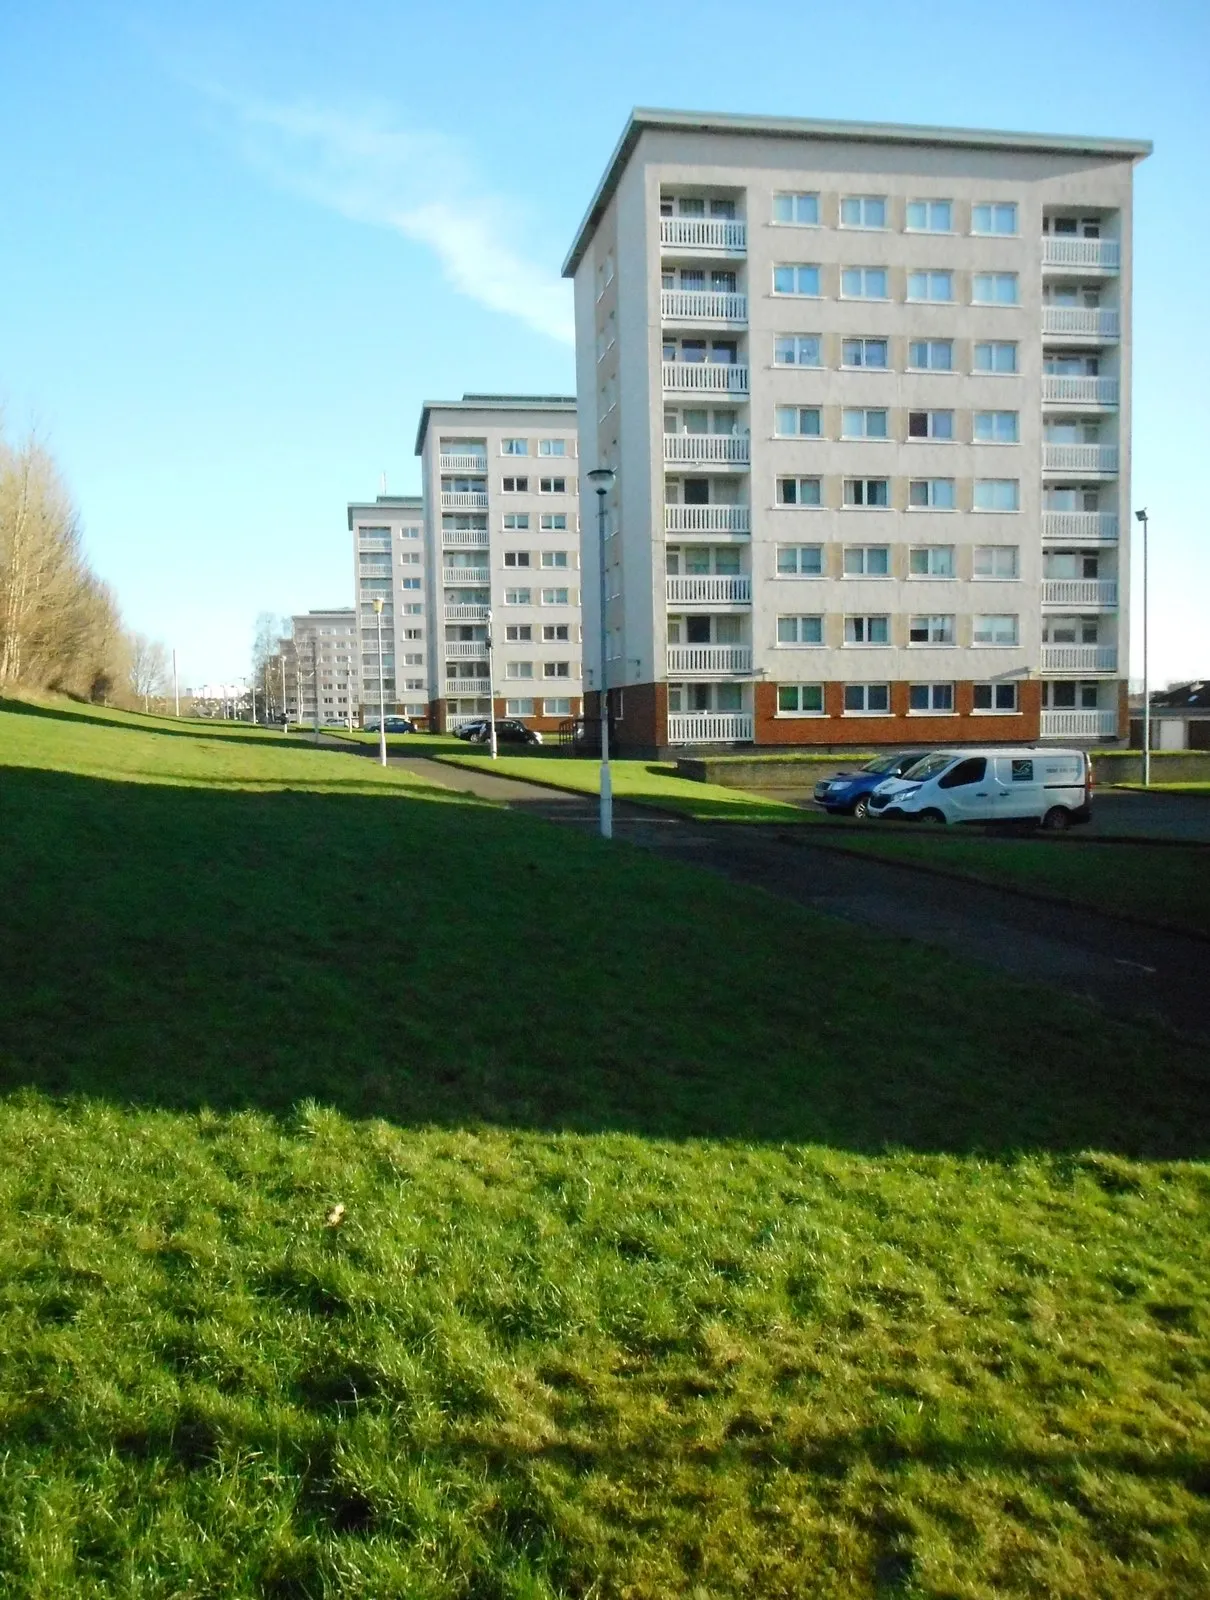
[347,496,431,724]
[415,396,583,732]
[290,608,357,726]
[565,110,1149,750]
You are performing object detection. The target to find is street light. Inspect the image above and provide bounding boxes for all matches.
[372,598,388,768]
[484,608,498,760]
[586,465,617,839]
[1135,508,1150,787]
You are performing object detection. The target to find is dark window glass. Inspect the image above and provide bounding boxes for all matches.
[939,757,987,789]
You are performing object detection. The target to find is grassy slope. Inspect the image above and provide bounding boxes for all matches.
[1,698,1208,1598]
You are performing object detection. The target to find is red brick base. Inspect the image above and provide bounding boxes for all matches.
[753,679,1041,746]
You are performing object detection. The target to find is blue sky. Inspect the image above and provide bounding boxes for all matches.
[1,0,1206,686]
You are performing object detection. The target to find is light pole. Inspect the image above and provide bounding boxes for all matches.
[249,676,257,725]
[172,650,180,717]
[1135,508,1150,787]
[372,598,388,767]
[586,466,616,839]
[280,653,288,734]
[484,608,498,759]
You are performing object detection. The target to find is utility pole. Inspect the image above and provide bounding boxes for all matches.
[485,609,498,759]
[312,635,321,745]
[280,653,288,734]
[172,650,180,717]
[586,467,617,838]
[373,599,388,766]
[1135,508,1150,787]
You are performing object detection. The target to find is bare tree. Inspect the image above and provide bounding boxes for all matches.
[127,633,171,712]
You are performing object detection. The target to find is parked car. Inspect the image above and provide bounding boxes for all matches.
[363,715,415,734]
[468,720,544,747]
[867,747,1093,829]
[813,750,932,819]
[453,720,489,741]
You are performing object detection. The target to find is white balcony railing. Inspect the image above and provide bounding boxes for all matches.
[662,361,749,393]
[664,434,750,464]
[1042,307,1120,339]
[665,504,751,534]
[442,529,490,547]
[1043,511,1118,541]
[666,575,752,605]
[440,491,489,510]
[445,678,490,696]
[445,642,488,659]
[1042,375,1119,405]
[661,289,747,322]
[667,712,753,745]
[445,604,490,621]
[1042,237,1121,270]
[439,453,488,472]
[660,217,747,253]
[1044,443,1118,473]
[1042,579,1118,607]
[1041,709,1120,739]
[666,645,752,675]
[1042,645,1118,673]
[443,567,490,585]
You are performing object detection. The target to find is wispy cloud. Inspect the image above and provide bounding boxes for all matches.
[213,93,575,345]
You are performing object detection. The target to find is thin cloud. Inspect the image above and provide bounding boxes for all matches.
[216,94,575,345]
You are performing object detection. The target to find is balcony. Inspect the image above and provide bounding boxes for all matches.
[1041,708,1120,740]
[1042,645,1118,673]
[439,452,488,472]
[661,289,747,323]
[666,575,751,605]
[445,677,490,696]
[667,711,753,745]
[445,603,489,621]
[666,645,752,675]
[1042,579,1118,607]
[1044,443,1118,474]
[665,504,750,534]
[1042,307,1120,339]
[660,217,747,254]
[1043,511,1118,542]
[1042,375,1119,406]
[1042,237,1120,271]
[442,529,490,548]
[440,491,489,510]
[447,710,491,728]
[443,567,490,585]
[445,642,488,660]
[664,434,750,465]
[662,361,749,394]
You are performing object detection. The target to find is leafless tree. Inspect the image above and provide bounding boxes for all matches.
[127,633,171,712]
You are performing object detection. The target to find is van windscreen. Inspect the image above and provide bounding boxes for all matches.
[901,752,953,781]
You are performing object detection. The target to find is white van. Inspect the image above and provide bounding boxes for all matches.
[867,747,1092,830]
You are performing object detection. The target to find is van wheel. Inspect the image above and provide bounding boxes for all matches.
[852,795,871,820]
[1041,806,1071,833]
[919,809,947,826]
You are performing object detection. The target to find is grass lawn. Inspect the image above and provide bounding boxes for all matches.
[1,697,1208,1598]
[1112,782,1210,795]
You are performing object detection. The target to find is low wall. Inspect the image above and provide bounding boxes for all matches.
[676,751,1210,790]
[1092,751,1210,784]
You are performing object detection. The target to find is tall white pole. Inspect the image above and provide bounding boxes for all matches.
[485,609,498,760]
[596,485,612,840]
[312,636,321,745]
[1139,509,1150,788]
[172,650,180,717]
[250,677,256,724]
[374,599,387,767]
[280,654,287,734]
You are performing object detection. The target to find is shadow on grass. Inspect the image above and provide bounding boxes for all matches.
[1,763,1206,1158]
[0,696,312,749]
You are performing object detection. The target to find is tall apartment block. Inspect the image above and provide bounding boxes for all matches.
[290,608,357,725]
[565,110,1150,752]
[347,495,431,725]
[415,396,583,733]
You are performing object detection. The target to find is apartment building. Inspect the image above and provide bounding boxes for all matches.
[290,608,357,726]
[347,495,431,725]
[564,109,1149,752]
[415,396,583,733]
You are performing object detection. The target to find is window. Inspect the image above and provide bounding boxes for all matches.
[505,624,532,642]
[775,406,822,437]
[907,270,953,302]
[908,410,954,441]
[845,615,890,645]
[974,411,1019,444]
[544,697,572,716]
[777,477,823,507]
[403,603,423,615]
[403,653,424,666]
[773,264,821,296]
[842,408,888,439]
[841,267,889,299]
[973,614,1019,645]
[974,682,1019,712]
[973,272,1019,305]
[939,757,988,789]
[974,546,1020,579]
[543,662,570,679]
[908,339,953,371]
[844,478,889,508]
[542,624,570,642]
[844,545,890,576]
[974,479,1020,512]
[774,334,822,366]
[777,615,824,645]
[502,438,528,455]
[505,699,535,716]
[972,202,1018,235]
[974,341,1018,374]
[401,577,422,590]
[539,476,567,494]
[776,544,824,576]
[844,683,891,713]
[909,545,955,577]
[909,683,955,713]
[541,587,570,605]
[539,514,568,533]
[906,199,952,232]
[841,337,888,368]
[502,476,528,493]
[505,663,535,681]
[777,683,825,715]
[403,628,423,640]
[400,526,421,539]
[840,195,887,228]
[538,439,566,456]
[504,551,530,568]
[908,614,954,644]
[503,513,530,530]
[908,478,956,510]
[773,191,820,224]
[504,588,531,605]
[398,550,422,564]
[540,550,569,569]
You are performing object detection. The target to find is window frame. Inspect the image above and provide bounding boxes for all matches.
[772,191,820,227]
[908,339,953,372]
[775,614,825,647]
[843,478,890,509]
[908,544,956,578]
[973,681,1020,713]
[775,543,825,577]
[972,613,1021,647]
[905,199,953,234]
[971,201,1019,237]
[842,683,892,716]
[843,614,891,646]
[840,266,890,301]
[972,271,1020,306]
[772,263,822,297]
[776,682,826,717]
[839,195,889,230]
[973,479,1021,513]
[776,477,823,509]
[774,405,823,438]
[907,614,956,646]
[906,269,954,303]
[774,334,823,367]
[908,478,957,511]
[908,682,956,714]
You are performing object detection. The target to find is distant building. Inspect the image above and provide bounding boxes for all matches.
[347,496,431,725]
[1131,682,1210,750]
[290,609,357,726]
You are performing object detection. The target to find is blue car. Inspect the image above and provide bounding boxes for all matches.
[813,751,931,819]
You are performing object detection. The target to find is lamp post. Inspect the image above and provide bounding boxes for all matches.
[1135,508,1150,787]
[586,466,617,839]
[172,650,180,717]
[372,598,388,767]
[484,608,498,759]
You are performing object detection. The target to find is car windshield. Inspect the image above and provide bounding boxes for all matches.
[900,751,955,781]
[862,754,903,775]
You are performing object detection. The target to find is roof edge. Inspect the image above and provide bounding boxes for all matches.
[414,395,579,455]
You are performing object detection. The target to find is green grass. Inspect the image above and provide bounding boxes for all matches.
[1,696,1209,1598]
[1112,782,1210,795]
